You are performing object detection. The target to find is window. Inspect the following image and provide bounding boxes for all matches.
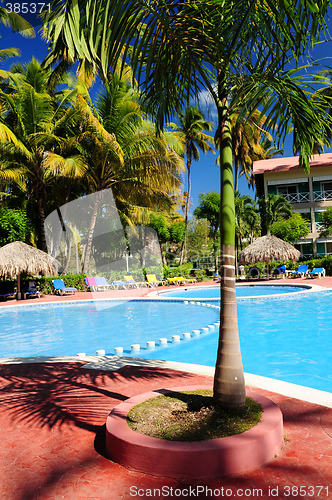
[326,242,332,255]
[277,185,298,196]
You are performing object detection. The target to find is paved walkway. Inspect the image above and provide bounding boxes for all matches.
[0,279,331,499]
[0,362,331,500]
[1,275,332,308]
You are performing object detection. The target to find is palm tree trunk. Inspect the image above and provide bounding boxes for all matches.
[179,147,192,265]
[38,195,48,253]
[234,158,239,191]
[213,101,246,409]
[82,191,102,273]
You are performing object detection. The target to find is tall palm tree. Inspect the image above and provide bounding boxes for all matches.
[78,75,184,271]
[172,106,214,265]
[42,0,332,409]
[0,60,88,251]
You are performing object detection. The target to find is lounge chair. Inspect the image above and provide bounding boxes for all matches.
[94,276,116,290]
[52,279,77,295]
[110,280,127,289]
[272,265,287,279]
[146,274,165,287]
[124,275,146,288]
[289,264,308,278]
[166,276,188,286]
[23,281,40,299]
[306,268,326,279]
[84,277,98,291]
[0,281,16,300]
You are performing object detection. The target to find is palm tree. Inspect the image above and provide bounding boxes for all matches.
[193,191,220,272]
[79,75,184,271]
[235,192,259,251]
[258,193,293,235]
[0,6,34,68]
[42,0,332,409]
[0,60,88,251]
[172,106,214,265]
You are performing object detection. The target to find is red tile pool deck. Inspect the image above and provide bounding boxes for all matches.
[0,363,331,500]
[0,278,331,499]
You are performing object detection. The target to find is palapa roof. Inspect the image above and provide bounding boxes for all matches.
[239,235,301,264]
[0,241,58,278]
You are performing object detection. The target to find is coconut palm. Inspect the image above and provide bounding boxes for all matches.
[42,0,332,409]
[0,6,34,67]
[171,106,214,265]
[0,60,89,251]
[78,75,184,271]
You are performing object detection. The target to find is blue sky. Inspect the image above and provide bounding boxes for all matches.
[1,23,331,211]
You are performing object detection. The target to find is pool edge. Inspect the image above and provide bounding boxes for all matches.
[0,355,330,408]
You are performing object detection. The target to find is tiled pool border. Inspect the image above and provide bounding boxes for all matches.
[0,354,330,408]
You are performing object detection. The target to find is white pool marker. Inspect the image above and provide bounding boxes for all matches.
[159,337,168,345]
[184,301,188,305]
[182,332,191,339]
[201,327,209,334]
[96,349,105,356]
[131,344,140,352]
[214,322,220,328]
[146,340,155,349]
[192,330,200,336]
[77,353,86,358]
[114,347,123,355]
[208,324,215,330]
[190,301,195,305]
[172,335,181,342]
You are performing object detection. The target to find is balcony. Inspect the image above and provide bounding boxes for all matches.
[282,192,310,203]
[313,190,332,201]
[314,222,325,232]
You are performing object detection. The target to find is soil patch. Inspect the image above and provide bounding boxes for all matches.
[127,390,262,441]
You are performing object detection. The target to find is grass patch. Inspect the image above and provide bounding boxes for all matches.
[127,390,262,441]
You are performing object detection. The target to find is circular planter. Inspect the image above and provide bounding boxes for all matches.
[105,386,283,479]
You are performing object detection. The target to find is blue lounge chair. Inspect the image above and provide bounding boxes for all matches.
[289,264,308,278]
[94,276,127,290]
[23,281,40,299]
[0,281,16,300]
[273,265,287,278]
[124,275,146,288]
[307,268,325,279]
[52,279,77,295]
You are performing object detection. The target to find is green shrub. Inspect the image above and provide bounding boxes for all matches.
[35,273,86,294]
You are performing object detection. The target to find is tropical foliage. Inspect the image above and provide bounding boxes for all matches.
[258,193,294,235]
[171,106,214,264]
[3,0,332,409]
[270,213,310,243]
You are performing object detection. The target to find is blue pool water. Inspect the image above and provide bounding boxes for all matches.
[0,291,331,392]
[159,284,307,299]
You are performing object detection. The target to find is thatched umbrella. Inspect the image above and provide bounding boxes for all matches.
[239,235,301,277]
[0,241,58,299]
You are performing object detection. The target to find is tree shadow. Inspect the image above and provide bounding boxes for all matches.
[0,362,191,432]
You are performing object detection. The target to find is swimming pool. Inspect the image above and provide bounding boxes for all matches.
[0,291,331,393]
[158,284,309,299]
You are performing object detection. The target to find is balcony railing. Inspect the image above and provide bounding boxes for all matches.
[282,192,310,203]
[314,222,325,232]
[313,190,332,201]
